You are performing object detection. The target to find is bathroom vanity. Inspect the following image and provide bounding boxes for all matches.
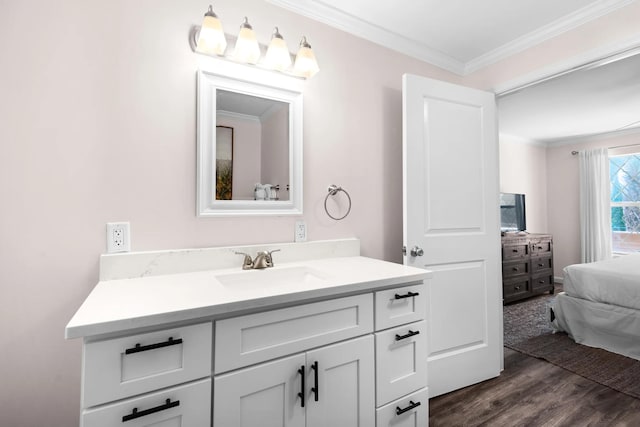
[66,239,431,426]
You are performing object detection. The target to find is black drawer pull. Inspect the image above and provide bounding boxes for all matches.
[538,263,545,267]
[311,361,319,401]
[395,291,419,299]
[396,400,421,416]
[297,366,305,408]
[512,249,519,252]
[395,330,420,341]
[514,285,521,291]
[125,337,183,355]
[512,267,519,271]
[539,280,546,284]
[122,398,179,422]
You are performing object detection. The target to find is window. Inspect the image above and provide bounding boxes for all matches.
[610,152,640,253]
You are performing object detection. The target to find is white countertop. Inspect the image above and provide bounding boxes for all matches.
[66,256,430,339]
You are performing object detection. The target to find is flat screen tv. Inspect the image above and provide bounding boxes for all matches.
[500,193,526,232]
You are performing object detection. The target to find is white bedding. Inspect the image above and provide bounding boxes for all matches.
[563,254,640,310]
[552,292,640,361]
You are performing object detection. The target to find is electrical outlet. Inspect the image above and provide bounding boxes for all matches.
[106,222,131,253]
[294,220,307,242]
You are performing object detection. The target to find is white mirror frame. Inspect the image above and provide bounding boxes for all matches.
[197,64,303,216]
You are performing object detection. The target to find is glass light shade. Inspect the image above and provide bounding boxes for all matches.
[233,17,261,64]
[264,28,292,71]
[293,37,319,78]
[195,6,227,56]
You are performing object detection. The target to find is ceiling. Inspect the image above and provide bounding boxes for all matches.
[268,0,640,143]
[267,0,633,75]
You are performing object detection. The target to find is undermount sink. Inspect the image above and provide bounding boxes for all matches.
[214,265,330,288]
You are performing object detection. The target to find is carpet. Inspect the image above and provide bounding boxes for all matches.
[503,287,640,400]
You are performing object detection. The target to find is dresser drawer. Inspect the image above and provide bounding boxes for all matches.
[503,278,530,300]
[530,239,552,255]
[81,378,211,427]
[375,320,427,406]
[531,255,553,274]
[376,387,428,427]
[375,284,426,331]
[502,259,529,279]
[215,293,373,373]
[82,322,212,408]
[532,273,554,292]
[502,244,528,260]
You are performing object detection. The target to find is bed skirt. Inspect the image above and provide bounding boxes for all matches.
[552,292,640,361]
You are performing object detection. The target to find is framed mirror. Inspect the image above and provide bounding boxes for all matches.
[197,68,303,216]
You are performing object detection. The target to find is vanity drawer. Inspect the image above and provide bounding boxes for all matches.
[375,320,427,406]
[376,387,429,427]
[82,322,212,408]
[215,293,373,373]
[375,284,426,331]
[81,378,211,427]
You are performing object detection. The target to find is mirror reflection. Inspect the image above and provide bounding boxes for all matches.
[216,90,290,201]
[196,68,303,216]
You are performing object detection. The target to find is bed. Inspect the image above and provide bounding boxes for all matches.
[551,254,640,361]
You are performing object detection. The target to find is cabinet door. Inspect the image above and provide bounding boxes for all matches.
[213,354,305,427]
[305,335,375,427]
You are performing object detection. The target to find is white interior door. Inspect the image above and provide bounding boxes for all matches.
[402,73,503,398]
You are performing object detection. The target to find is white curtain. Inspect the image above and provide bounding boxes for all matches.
[579,148,612,263]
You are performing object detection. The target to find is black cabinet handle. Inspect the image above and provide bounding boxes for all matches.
[122,399,179,422]
[512,267,519,271]
[395,291,419,299]
[395,330,420,341]
[311,361,319,401]
[396,400,421,416]
[514,285,521,291]
[298,366,305,408]
[125,337,183,355]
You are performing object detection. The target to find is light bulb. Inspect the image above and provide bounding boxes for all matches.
[264,27,292,71]
[233,17,261,64]
[293,36,319,78]
[195,5,227,56]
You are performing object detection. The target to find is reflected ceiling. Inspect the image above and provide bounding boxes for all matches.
[498,52,640,143]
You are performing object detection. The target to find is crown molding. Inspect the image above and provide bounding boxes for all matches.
[268,0,635,76]
[266,0,466,75]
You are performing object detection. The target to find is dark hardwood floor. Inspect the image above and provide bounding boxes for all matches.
[429,348,640,426]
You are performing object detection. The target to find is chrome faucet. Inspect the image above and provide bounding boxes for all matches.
[235,249,281,270]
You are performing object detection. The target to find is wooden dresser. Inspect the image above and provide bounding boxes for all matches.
[501,233,554,304]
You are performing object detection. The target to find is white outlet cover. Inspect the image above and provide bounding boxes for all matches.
[295,220,307,242]
[106,222,131,253]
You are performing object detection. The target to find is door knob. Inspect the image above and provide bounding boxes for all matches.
[410,246,424,257]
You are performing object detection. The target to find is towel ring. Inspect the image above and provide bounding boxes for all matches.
[324,185,352,220]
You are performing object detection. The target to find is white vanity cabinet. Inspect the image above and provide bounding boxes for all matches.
[79,323,213,426]
[214,336,374,427]
[67,248,431,427]
[374,284,429,426]
[213,294,375,427]
[212,284,428,427]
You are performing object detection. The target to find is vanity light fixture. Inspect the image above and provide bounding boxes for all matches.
[264,27,292,72]
[195,5,227,56]
[191,6,319,79]
[233,17,261,64]
[293,36,319,78]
